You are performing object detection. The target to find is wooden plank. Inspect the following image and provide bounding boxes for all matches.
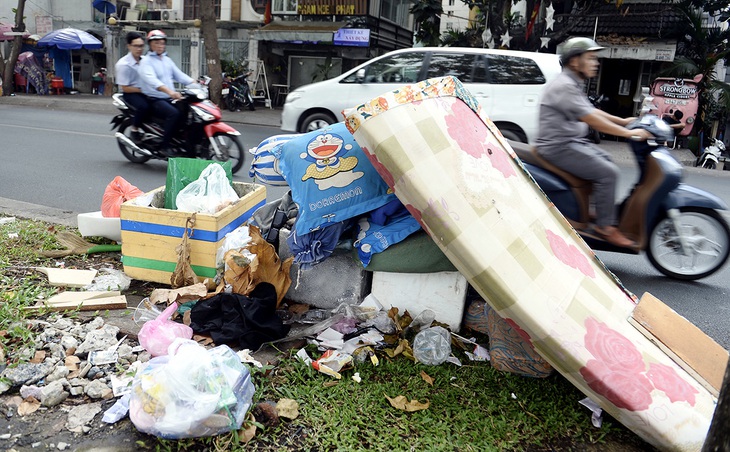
[26,293,127,311]
[630,292,728,397]
[35,267,97,288]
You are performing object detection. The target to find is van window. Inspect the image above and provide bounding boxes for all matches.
[342,52,425,84]
[426,53,488,83]
[485,55,546,84]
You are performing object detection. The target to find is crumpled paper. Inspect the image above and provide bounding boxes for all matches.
[221,225,293,306]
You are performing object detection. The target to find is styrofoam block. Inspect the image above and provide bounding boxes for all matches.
[371,271,467,332]
[278,228,370,309]
[77,211,122,242]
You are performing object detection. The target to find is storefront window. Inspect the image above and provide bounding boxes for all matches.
[183,0,221,19]
[273,0,298,14]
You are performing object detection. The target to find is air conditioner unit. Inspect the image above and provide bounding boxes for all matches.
[159,9,179,21]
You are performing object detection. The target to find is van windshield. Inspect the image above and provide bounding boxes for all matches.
[341,52,426,84]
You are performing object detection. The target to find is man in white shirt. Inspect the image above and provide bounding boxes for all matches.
[138,29,194,156]
[115,32,150,142]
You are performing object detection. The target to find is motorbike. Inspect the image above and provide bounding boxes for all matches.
[510,114,730,281]
[223,71,255,112]
[110,86,245,174]
[696,137,727,171]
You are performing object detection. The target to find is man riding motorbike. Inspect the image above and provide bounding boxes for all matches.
[115,32,150,142]
[139,29,197,157]
[535,37,652,247]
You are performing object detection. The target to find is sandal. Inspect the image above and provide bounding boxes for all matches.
[593,226,637,248]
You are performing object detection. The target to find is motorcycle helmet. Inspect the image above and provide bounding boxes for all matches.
[147,29,167,42]
[560,37,605,65]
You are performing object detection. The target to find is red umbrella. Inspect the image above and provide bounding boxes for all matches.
[0,22,30,41]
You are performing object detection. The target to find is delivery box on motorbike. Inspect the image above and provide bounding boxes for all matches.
[119,181,266,285]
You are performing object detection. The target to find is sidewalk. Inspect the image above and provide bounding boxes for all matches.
[0,92,283,129]
[0,92,697,166]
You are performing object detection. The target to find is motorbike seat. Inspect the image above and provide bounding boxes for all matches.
[508,139,593,226]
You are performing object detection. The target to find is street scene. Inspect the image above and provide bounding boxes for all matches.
[2,0,730,451]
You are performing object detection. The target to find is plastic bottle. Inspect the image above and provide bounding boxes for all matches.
[412,326,452,365]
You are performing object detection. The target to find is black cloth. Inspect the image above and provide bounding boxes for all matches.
[189,283,290,350]
[149,98,182,147]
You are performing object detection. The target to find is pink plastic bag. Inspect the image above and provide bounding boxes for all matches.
[101,176,143,218]
[138,303,193,357]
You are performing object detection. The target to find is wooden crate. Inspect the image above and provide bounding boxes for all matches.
[120,182,266,284]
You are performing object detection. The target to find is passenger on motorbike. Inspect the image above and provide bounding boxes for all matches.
[115,32,150,142]
[139,29,195,157]
[535,37,652,247]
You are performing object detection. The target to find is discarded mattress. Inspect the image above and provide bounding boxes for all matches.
[344,76,715,452]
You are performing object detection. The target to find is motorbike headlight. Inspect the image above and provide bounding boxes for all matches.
[191,105,215,122]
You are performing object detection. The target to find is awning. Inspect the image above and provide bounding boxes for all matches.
[253,21,346,43]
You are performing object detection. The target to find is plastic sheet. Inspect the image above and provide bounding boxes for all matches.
[137,303,193,357]
[176,164,239,214]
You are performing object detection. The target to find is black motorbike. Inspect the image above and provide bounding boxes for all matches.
[587,94,608,144]
[224,71,256,112]
[110,87,245,174]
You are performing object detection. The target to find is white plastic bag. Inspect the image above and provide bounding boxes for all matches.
[128,340,255,439]
[175,164,239,214]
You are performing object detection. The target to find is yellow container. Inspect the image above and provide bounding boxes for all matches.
[120,182,266,284]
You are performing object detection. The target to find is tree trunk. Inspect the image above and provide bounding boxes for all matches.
[200,0,222,106]
[2,0,27,96]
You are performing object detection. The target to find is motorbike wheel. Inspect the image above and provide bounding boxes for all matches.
[116,119,151,164]
[702,159,717,170]
[226,96,239,112]
[646,207,730,280]
[206,133,245,174]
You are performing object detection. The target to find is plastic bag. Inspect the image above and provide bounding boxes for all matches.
[138,303,193,357]
[101,176,143,217]
[165,158,232,210]
[84,268,132,291]
[129,339,255,439]
[175,164,239,214]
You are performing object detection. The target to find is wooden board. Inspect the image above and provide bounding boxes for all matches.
[344,76,716,452]
[630,292,729,397]
[35,267,97,288]
[27,291,127,311]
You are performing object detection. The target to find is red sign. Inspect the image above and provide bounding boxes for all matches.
[650,75,703,136]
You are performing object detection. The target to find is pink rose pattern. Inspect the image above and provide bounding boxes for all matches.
[579,317,698,412]
[546,230,595,278]
[361,146,395,189]
[444,101,516,178]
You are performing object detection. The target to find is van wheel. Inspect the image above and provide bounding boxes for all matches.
[300,113,336,133]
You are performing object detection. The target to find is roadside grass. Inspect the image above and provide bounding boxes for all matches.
[0,215,652,451]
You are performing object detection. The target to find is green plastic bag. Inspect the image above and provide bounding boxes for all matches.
[164,158,233,210]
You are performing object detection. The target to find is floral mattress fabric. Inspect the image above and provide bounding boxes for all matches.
[343,75,715,452]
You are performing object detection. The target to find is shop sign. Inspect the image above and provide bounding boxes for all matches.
[333,28,370,47]
[650,75,703,136]
[297,0,367,15]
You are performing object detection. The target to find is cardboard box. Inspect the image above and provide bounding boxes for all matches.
[120,182,266,284]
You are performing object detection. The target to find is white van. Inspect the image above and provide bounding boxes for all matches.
[281,47,561,143]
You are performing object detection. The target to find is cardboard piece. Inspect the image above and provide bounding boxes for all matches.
[27,291,127,311]
[630,292,729,397]
[35,267,98,288]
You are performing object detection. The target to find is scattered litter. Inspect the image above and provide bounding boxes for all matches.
[412,326,452,365]
[464,344,490,362]
[237,349,264,368]
[579,397,604,428]
[85,268,131,291]
[35,267,97,288]
[89,335,127,366]
[7,233,18,239]
[312,350,353,379]
[0,216,16,224]
[352,372,362,383]
[295,348,312,366]
[102,393,130,424]
[315,328,344,350]
[511,393,517,400]
[149,283,208,305]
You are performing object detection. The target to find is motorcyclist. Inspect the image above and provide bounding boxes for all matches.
[115,32,150,142]
[138,29,194,157]
[535,37,652,247]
